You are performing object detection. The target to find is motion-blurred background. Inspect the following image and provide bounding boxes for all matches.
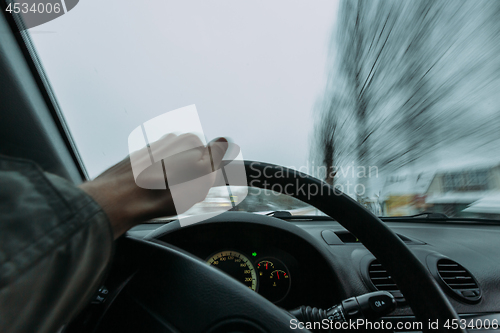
[311,0,500,219]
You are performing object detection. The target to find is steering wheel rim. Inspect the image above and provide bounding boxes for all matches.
[240,161,464,333]
[125,160,465,333]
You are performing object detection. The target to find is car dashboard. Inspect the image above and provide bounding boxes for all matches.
[151,216,340,310]
[66,212,500,332]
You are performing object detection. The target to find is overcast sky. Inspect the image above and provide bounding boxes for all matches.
[30,0,339,179]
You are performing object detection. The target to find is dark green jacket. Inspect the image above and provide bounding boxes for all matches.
[0,156,113,332]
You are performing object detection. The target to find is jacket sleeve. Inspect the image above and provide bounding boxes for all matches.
[0,155,114,333]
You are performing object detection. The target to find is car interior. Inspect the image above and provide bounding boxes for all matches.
[1,2,500,333]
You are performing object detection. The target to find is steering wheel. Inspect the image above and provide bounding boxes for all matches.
[124,161,465,333]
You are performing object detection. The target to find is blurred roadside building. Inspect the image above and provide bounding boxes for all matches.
[381,163,500,218]
[426,163,500,218]
[381,173,433,216]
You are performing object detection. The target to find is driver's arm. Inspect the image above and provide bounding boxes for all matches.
[0,155,113,333]
[0,134,228,333]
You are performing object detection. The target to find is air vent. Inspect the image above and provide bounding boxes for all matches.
[368,260,405,302]
[436,259,481,303]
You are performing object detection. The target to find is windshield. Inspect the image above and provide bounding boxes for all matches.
[27,0,500,220]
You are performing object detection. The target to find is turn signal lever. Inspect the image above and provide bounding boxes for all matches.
[289,291,396,330]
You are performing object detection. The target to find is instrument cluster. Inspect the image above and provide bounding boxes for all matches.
[207,249,293,303]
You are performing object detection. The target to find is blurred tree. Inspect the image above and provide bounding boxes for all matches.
[313,0,500,199]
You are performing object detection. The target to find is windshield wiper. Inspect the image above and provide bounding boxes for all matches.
[266,211,293,218]
[403,212,449,220]
[267,210,500,225]
[382,213,500,225]
[265,211,333,221]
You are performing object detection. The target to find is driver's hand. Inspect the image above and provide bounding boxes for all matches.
[79,134,228,239]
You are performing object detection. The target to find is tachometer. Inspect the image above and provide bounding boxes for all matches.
[207,251,258,291]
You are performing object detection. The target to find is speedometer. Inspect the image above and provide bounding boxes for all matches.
[207,251,258,291]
